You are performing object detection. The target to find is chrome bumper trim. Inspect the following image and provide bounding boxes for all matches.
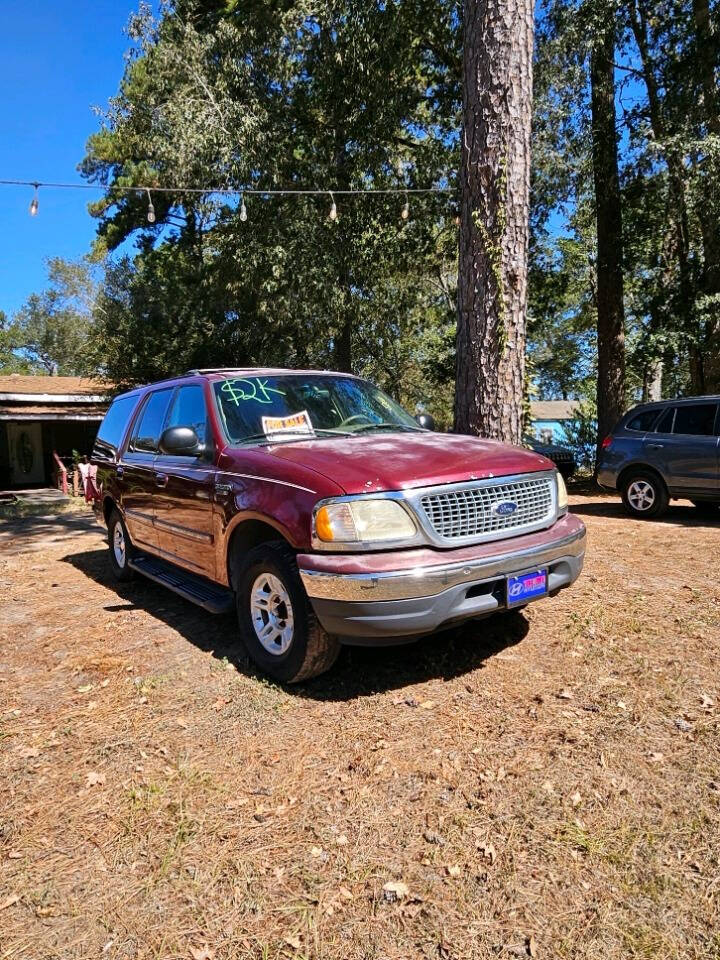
[299,525,586,602]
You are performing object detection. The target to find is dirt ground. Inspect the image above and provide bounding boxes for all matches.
[1,494,719,960]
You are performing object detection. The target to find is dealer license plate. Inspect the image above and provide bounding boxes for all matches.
[506,569,548,607]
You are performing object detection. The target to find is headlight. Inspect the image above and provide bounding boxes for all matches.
[314,498,416,545]
[556,471,568,513]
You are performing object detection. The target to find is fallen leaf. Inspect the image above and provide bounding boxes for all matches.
[529,934,539,957]
[0,895,19,911]
[616,700,627,711]
[648,752,664,763]
[7,851,22,860]
[557,688,573,700]
[189,945,215,960]
[419,700,437,710]
[445,864,462,878]
[382,880,409,902]
[570,790,582,808]
[701,693,715,709]
[338,886,353,900]
[310,846,325,858]
[19,746,40,758]
[85,771,106,788]
[335,834,349,846]
[284,935,301,950]
[77,684,94,694]
[273,867,285,881]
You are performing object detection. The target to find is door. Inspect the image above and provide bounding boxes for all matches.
[119,388,174,552]
[643,402,720,494]
[153,383,216,577]
[8,422,45,485]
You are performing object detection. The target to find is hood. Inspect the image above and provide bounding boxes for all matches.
[253,431,553,495]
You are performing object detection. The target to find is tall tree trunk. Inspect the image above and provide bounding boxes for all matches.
[627,0,702,391]
[454,0,535,444]
[590,11,625,457]
[692,0,720,391]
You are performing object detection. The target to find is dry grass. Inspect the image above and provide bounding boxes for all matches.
[1,494,719,960]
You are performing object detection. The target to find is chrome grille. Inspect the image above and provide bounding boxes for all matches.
[419,475,554,541]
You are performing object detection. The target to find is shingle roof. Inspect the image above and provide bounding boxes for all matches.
[0,375,109,397]
[530,400,579,421]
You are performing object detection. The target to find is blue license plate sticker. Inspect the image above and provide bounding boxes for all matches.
[507,569,548,607]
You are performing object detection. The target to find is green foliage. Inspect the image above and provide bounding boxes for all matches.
[5,259,97,375]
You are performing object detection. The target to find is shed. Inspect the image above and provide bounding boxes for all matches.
[0,375,110,488]
[529,400,579,445]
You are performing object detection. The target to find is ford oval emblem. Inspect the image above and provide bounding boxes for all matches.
[491,500,518,517]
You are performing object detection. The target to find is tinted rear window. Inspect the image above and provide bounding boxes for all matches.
[93,395,138,460]
[626,409,660,432]
[672,403,718,436]
[655,407,675,433]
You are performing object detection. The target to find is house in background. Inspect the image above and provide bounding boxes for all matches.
[0,375,110,489]
[528,400,579,445]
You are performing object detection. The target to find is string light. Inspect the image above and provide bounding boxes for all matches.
[0,178,456,222]
[146,188,156,223]
[29,183,39,217]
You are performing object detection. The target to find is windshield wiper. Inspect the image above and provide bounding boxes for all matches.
[236,428,352,446]
[347,422,424,434]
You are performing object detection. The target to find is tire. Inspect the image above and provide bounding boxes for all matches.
[691,500,720,515]
[621,470,669,518]
[107,508,135,581]
[233,541,341,684]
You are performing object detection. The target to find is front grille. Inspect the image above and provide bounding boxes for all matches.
[418,475,554,541]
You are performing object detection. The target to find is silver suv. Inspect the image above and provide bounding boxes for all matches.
[596,397,720,518]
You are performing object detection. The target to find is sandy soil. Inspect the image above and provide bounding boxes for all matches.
[1,494,718,960]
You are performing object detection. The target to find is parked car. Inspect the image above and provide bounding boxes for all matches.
[92,368,586,683]
[524,436,577,479]
[596,396,720,518]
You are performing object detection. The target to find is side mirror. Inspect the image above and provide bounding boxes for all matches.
[415,413,436,431]
[159,426,201,456]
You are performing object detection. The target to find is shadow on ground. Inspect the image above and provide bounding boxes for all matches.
[570,500,720,527]
[63,545,528,701]
[0,511,102,554]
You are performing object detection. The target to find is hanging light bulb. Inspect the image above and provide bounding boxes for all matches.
[146,189,156,223]
[401,195,410,221]
[29,183,39,217]
[240,196,248,222]
[328,192,337,221]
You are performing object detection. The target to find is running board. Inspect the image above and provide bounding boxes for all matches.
[128,555,234,614]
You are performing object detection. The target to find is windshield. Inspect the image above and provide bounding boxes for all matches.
[213,374,421,445]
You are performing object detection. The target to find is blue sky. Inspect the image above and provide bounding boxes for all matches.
[0,2,137,317]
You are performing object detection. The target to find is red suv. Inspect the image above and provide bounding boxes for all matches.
[92,369,586,682]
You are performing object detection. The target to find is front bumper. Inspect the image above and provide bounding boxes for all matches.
[298,514,586,643]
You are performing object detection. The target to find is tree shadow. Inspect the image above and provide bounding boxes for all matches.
[63,545,528,701]
[569,500,720,528]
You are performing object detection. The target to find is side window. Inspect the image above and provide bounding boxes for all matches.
[93,395,138,460]
[627,409,660,432]
[165,385,209,447]
[655,407,675,434]
[128,389,174,453]
[672,403,718,437]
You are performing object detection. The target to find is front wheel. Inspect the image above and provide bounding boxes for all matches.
[234,541,340,684]
[621,471,669,518]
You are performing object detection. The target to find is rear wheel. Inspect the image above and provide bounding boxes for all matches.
[233,541,340,684]
[107,509,135,581]
[621,471,669,518]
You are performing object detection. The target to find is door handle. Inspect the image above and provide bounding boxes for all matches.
[115,465,124,478]
[155,472,168,488]
[646,442,664,450]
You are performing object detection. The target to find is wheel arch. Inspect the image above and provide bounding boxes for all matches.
[617,462,668,496]
[226,516,295,589]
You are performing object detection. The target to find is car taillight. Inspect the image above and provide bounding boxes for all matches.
[601,435,612,450]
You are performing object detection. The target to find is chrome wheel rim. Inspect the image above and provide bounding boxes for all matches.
[250,573,294,655]
[113,524,126,566]
[628,480,655,512]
